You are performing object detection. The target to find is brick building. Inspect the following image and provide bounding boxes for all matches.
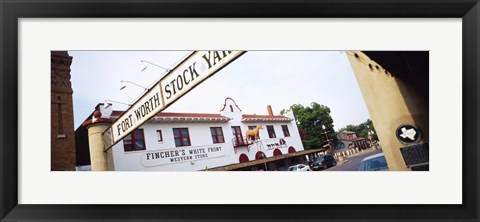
[51,51,76,171]
[337,130,370,150]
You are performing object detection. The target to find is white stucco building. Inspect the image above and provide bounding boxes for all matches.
[77,98,316,171]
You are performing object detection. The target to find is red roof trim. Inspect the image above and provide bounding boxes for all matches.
[111,111,227,118]
[110,111,289,119]
[242,114,289,119]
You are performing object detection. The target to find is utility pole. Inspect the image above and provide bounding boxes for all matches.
[322,124,333,155]
[367,125,377,149]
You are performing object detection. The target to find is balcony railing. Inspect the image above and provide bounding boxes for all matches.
[232,138,254,153]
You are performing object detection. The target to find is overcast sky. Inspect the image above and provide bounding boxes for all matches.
[69,51,371,131]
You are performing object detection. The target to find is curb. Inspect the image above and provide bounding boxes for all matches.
[336,160,349,166]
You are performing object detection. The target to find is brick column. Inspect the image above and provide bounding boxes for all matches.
[51,51,76,171]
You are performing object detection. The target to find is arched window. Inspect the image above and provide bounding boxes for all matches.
[255,151,267,160]
[273,149,283,156]
[239,154,249,163]
[288,146,296,153]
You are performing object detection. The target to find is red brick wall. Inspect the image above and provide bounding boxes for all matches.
[51,51,76,171]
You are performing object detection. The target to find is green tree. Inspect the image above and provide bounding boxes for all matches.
[281,102,336,150]
[338,119,377,140]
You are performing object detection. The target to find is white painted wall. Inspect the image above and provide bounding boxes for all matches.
[110,101,304,171]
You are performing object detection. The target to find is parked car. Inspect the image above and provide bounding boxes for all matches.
[358,152,389,171]
[287,164,311,171]
[310,154,337,171]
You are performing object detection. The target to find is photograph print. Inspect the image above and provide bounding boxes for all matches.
[51,50,428,172]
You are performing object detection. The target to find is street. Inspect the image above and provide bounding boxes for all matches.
[324,149,383,171]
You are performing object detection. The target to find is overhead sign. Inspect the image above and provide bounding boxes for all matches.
[104,51,246,149]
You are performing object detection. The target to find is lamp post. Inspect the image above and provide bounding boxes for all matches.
[120,80,148,91]
[104,100,131,109]
[262,153,268,171]
[322,124,333,156]
[367,125,376,149]
[140,60,171,73]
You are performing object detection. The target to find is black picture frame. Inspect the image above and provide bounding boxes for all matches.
[1,0,478,221]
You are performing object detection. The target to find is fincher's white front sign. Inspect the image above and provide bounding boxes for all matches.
[140,145,225,167]
[106,51,246,148]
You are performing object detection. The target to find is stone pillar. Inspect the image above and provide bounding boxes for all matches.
[346,51,429,171]
[82,110,112,171]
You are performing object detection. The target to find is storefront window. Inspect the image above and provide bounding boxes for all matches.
[267,125,276,138]
[210,127,225,144]
[281,125,290,137]
[232,126,244,146]
[173,128,191,147]
[123,129,146,152]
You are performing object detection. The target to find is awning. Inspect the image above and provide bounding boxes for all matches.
[204,148,325,171]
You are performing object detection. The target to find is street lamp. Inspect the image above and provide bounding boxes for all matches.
[120,80,148,91]
[367,125,377,149]
[104,100,132,109]
[313,120,334,156]
[140,60,171,73]
[322,124,333,156]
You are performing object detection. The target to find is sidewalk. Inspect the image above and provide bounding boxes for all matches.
[348,147,379,158]
[335,148,379,165]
